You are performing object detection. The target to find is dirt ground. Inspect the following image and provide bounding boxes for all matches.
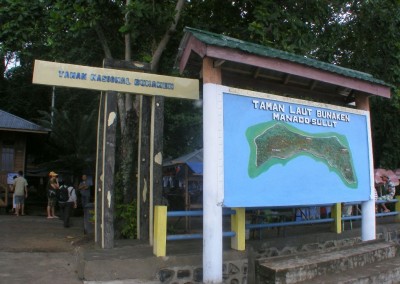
[0,214,93,284]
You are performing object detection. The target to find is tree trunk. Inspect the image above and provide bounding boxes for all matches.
[103,91,118,248]
[138,95,151,240]
[135,0,185,241]
[121,108,137,203]
[152,96,165,206]
[95,92,105,244]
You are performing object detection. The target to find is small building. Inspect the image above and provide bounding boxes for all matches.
[163,149,203,210]
[0,109,50,209]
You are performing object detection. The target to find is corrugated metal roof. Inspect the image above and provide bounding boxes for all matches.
[165,148,203,166]
[184,27,391,88]
[0,109,50,133]
[163,149,203,175]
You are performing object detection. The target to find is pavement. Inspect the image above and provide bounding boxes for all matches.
[1,212,400,284]
[0,214,91,284]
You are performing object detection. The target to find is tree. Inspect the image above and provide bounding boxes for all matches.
[2,0,400,238]
[36,108,98,178]
[42,0,187,240]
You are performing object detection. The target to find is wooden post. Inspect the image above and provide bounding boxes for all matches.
[152,96,165,208]
[149,96,165,244]
[95,92,105,244]
[184,163,189,231]
[138,95,151,241]
[102,91,118,248]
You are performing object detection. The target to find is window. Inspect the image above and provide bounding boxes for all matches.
[1,141,15,171]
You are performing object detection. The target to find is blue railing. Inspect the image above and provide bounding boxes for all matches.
[166,209,236,241]
[246,199,399,232]
[154,199,399,256]
[342,199,399,222]
[166,200,399,239]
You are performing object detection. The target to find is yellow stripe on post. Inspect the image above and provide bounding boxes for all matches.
[395,196,400,223]
[231,208,245,251]
[153,205,167,257]
[331,203,342,234]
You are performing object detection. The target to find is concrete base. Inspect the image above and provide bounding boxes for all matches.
[78,220,400,283]
[78,240,246,283]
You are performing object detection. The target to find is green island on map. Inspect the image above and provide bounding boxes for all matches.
[246,121,357,188]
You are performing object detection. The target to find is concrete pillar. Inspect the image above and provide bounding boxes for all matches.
[355,93,376,241]
[202,57,223,283]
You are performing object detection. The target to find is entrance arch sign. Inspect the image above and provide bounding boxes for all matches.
[32,60,199,99]
[32,59,199,249]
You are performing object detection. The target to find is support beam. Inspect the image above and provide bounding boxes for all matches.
[283,74,291,85]
[203,57,223,283]
[102,91,117,248]
[214,59,225,68]
[253,67,261,79]
[153,205,167,257]
[231,208,245,251]
[138,95,151,241]
[95,92,105,243]
[355,93,376,242]
[331,203,342,234]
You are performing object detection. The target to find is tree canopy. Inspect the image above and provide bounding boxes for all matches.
[1,0,400,177]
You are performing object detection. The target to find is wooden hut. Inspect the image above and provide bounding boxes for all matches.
[163,149,203,211]
[0,109,50,210]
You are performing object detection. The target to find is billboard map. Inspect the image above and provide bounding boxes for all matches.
[222,87,374,207]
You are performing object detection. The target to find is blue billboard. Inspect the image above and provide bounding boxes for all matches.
[223,89,373,207]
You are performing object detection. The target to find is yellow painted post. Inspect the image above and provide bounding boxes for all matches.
[231,208,245,251]
[395,196,400,223]
[153,205,167,257]
[331,203,342,234]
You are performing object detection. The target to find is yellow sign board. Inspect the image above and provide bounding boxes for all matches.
[32,60,199,100]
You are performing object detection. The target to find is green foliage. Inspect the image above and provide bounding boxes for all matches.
[164,98,202,159]
[180,0,255,39]
[115,202,137,239]
[2,0,400,220]
[36,106,98,175]
[114,171,137,239]
[0,0,50,57]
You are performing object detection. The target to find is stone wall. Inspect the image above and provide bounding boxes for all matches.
[154,225,400,283]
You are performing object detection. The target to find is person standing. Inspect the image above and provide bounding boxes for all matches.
[47,171,59,219]
[13,171,28,216]
[9,175,17,214]
[78,174,91,209]
[58,179,77,228]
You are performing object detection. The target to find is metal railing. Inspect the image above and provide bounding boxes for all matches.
[153,197,400,257]
[165,209,236,241]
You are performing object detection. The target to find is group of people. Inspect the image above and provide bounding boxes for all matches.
[9,170,90,228]
[46,171,91,228]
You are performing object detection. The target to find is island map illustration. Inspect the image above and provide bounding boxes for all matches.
[246,121,357,188]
